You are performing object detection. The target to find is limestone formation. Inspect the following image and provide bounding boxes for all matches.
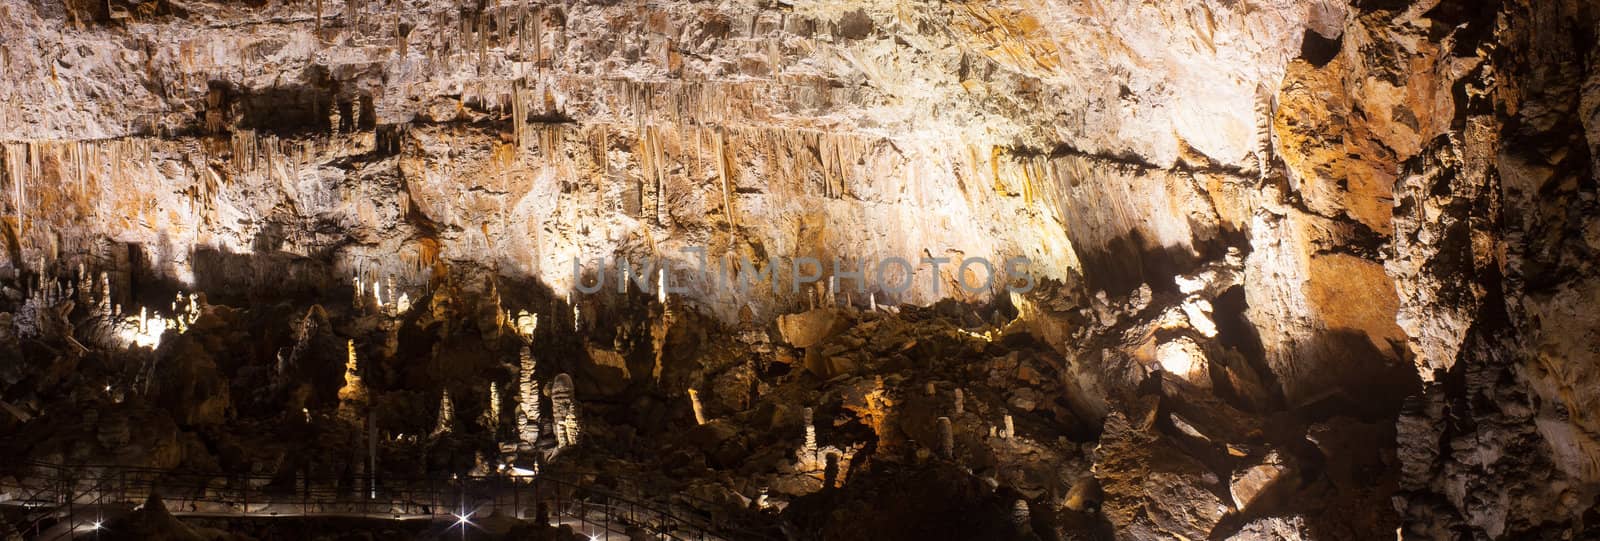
[481,384,501,434]
[689,388,707,425]
[517,346,541,445]
[801,407,818,462]
[336,340,368,422]
[549,373,578,448]
[1011,500,1031,530]
[0,1,1591,539]
[431,389,455,438]
[513,310,537,341]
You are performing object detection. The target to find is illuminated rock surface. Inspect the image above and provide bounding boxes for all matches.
[0,0,1595,539]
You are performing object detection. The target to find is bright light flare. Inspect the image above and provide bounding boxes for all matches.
[453,509,475,527]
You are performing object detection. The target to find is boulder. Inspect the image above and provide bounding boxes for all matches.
[1230,451,1289,511]
[777,309,851,348]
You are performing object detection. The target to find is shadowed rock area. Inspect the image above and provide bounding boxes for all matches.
[0,0,1596,539]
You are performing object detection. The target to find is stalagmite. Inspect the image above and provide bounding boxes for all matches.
[561,411,581,447]
[802,407,818,461]
[1003,415,1015,439]
[384,276,395,314]
[954,388,965,415]
[330,105,342,134]
[549,373,577,448]
[517,346,541,445]
[925,382,936,396]
[937,416,954,459]
[76,264,90,306]
[97,272,110,315]
[431,389,455,437]
[1011,500,1031,530]
[337,340,368,422]
[689,388,707,425]
[482,384,501,434]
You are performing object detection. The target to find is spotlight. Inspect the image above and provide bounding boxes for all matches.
[453,510,474,527]
[91,521,103,530]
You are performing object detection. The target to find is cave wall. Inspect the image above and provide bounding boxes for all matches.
[1,0,1598,537]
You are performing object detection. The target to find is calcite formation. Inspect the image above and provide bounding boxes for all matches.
[548,373,578,449]
[515,345,540,446]
[430,388,454,438]
[0,0,1595,539]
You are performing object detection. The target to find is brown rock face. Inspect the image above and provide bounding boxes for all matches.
[0,0,1596,539]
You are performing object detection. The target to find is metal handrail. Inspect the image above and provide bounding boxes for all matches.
[0,460,782,540]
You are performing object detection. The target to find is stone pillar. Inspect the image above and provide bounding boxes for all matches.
[517,346,541,445]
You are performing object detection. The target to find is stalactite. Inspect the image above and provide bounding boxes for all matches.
[1254,83,1275,181]
[512,82,525,148]
[714,128,737,232]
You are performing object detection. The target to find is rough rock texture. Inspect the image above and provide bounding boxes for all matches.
[0,0,1596,539]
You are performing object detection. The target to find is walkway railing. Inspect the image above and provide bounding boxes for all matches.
[0,461,782,540]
